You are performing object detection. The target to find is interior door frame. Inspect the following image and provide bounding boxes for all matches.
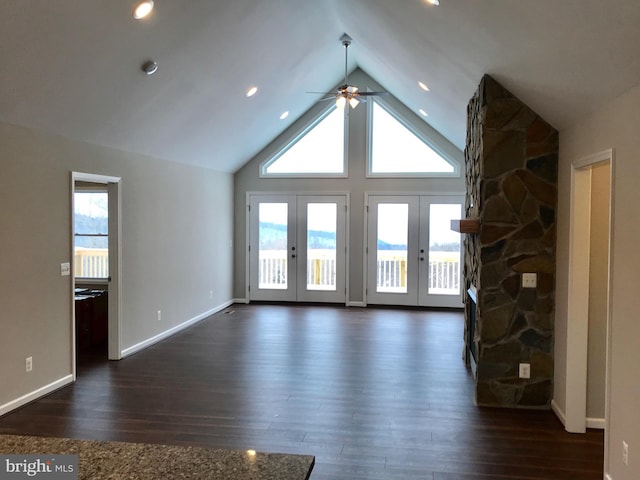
[562,149,614,468]
[71,172,122,378]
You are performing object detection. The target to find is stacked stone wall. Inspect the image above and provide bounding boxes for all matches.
[464,75,558,408]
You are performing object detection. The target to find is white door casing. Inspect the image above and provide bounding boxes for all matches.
[562,149,613,474]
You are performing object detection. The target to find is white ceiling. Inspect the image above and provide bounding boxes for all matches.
[2,0,640,173]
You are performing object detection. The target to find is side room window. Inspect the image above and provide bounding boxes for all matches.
[74,189,108,279]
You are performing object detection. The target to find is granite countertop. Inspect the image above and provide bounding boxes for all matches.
[0,435,314,480]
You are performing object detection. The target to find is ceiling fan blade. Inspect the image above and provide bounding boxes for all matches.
[357,91,389,97]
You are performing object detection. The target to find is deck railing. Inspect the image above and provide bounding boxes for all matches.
[258,249,460,293]
[74,247,109,278]
[425,251,461,295]
[76,247,459,293]
[258,250,339,290]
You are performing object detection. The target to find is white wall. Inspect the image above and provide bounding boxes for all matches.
[0,122,234,412]
[557,83,640,479]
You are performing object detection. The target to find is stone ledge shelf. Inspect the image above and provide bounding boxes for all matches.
[450,219,480,234]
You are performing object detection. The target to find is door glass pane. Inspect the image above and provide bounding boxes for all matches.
[428,204,462,295]
[377,204,408,293]
[306,203,337,291]
[258,203,288,289]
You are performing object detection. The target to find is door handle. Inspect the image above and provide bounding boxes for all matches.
[291,254,296,258]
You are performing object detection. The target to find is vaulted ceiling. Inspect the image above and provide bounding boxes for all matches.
[2,1,640,173]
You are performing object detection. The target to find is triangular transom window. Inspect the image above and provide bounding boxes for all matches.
[369,101,456,176]
[261,107,346,177]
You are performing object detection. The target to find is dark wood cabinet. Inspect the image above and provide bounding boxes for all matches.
[75,289,107,351]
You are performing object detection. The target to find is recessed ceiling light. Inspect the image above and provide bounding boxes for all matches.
[425,0,440,5]
[280,111,289,120]
[418,81,430,92]
[419,109,428,117]
[246,86,258,97]
[133,0,154,19]
[141,60,158,75]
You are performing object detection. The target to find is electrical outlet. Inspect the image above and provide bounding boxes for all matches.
[623,440,629,466]
[519,363,531,379]
[157,310,162,322]
[522,273,537,288]
[25,356,33,373]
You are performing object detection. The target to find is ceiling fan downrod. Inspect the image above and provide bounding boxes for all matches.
[340,33,352,88]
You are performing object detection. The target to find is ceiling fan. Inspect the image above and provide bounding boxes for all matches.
[313,33,388,109]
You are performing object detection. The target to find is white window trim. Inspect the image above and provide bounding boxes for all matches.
[259,105,349,178]
[366,97,460,178]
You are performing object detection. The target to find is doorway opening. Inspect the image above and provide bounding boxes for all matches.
[564,150,613,470]
[71,172,121,377]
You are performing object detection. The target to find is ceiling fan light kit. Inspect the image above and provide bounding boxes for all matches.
[133,0,154,20]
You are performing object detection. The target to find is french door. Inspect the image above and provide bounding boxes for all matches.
[248,194,347,303]
[366,194,463,308]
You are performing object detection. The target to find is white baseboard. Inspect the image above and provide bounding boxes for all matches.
[240,298,363,307]
[586,417,606,430]
[551,399,567,427]
[0,374,74,417]
[551,399,605,431]
[121,300,234,358]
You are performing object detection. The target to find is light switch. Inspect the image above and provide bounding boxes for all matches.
[522,273,537,288]
[60,262,71,276]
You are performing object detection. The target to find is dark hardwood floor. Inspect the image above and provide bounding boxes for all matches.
[0,304,603,479]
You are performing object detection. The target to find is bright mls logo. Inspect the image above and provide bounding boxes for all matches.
[0,455,77,479]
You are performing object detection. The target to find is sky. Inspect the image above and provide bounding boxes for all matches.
[74,192,108,218]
